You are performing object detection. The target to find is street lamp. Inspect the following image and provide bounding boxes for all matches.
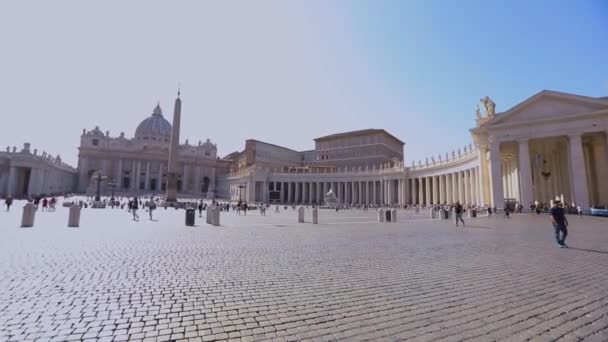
[91,171,108,202]
[107,179,117,201]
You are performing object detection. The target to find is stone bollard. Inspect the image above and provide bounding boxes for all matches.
[467,209,473,218]
[391,209,397,223]
[298,206,305,223]
[68,205,81,227]
[206,206,212,224]
[211,207,220,226]
[429,208,435,219]
[21,203,36,228]
[377,208,385,222]
[312,207,318,224]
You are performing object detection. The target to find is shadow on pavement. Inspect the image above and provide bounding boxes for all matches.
[568,247,608,255]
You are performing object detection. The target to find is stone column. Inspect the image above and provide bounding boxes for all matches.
[489,142,504,209]
[287,182,292,203]
[411,178,417,205]
[438,175,445,204]
[465,169,471,205]
[404,178,409,205]
[308,182,313,203]
[451,173,458,203]
[518,140,534,210]
[365,181,370,204]
[116,159,123,184]
[471,168,477,205]
[372,181,376,204]
[145,161,151,191]
[431,176,437,205]
[569,134,590,209]
[135,161,142,192]
[297,182,302,203]
[417,178,423,206]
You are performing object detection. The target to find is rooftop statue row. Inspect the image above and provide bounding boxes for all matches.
[3,143,75,170]
[410,143,476,170]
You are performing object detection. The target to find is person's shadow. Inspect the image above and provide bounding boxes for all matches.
[568,247,608,255]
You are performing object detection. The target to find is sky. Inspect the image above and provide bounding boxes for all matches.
[1,0,607,166]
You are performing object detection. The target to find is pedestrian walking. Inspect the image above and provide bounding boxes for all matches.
[198,200,204,218]
[131,197,140,221]
[454,201,465,227]
[4,195,13,212]
[550,201,568,248]
[147,198,156,220]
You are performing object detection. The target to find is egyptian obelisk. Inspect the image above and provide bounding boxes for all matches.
[165,90,181,202]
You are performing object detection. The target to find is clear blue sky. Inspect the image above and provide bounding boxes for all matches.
[0,0,606,166]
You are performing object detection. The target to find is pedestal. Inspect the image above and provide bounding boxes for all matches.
[298,206,305,223]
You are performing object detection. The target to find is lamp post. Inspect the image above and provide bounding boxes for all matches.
[91,171,108,202]
[107,179,117,201]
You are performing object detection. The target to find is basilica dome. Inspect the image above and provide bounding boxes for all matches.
[135,104,172,142]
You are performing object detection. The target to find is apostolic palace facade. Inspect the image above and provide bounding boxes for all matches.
[1,89,607,211]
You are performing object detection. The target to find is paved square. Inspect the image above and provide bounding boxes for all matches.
[1,201,607,342]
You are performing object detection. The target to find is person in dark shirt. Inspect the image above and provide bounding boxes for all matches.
[454,202,465,227]
[550,201,568,248]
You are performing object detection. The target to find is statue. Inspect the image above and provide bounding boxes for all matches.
[324,188,338,208]
[475,104,482,120]
[480,96,496,117]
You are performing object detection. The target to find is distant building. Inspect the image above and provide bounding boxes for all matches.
[76,104,225,198]
[0,143,75,198]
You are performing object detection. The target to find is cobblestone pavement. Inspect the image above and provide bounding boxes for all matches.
[1,202,607,342]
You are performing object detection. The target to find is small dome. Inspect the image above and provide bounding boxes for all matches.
[135,104,172,141]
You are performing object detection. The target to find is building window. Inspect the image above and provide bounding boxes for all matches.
[92,139,99,146]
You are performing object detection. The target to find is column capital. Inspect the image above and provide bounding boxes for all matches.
[568,133,583,141]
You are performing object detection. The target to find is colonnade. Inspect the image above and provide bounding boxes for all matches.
[250,169,484,206]
[406,167,481,206]
[254,179,408,205]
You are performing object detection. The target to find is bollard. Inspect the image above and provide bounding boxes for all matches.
[205,206,212,224]
[21,203,36,228]
[467,208,473,218]
[377,208,385,222]
[68,205,81,227]
[429,208,435,219]
[391,209,397,223]
[298,206,305,223]
[312,207,318,224]
[211,207,220,226]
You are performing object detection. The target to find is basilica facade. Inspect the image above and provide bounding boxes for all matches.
[3,89,605,212]
[76,104,228,198]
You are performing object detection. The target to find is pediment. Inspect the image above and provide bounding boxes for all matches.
[489,91,608,126]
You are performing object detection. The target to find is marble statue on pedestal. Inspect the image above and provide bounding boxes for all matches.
[480,96,496,117]
[324,188,338,208]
